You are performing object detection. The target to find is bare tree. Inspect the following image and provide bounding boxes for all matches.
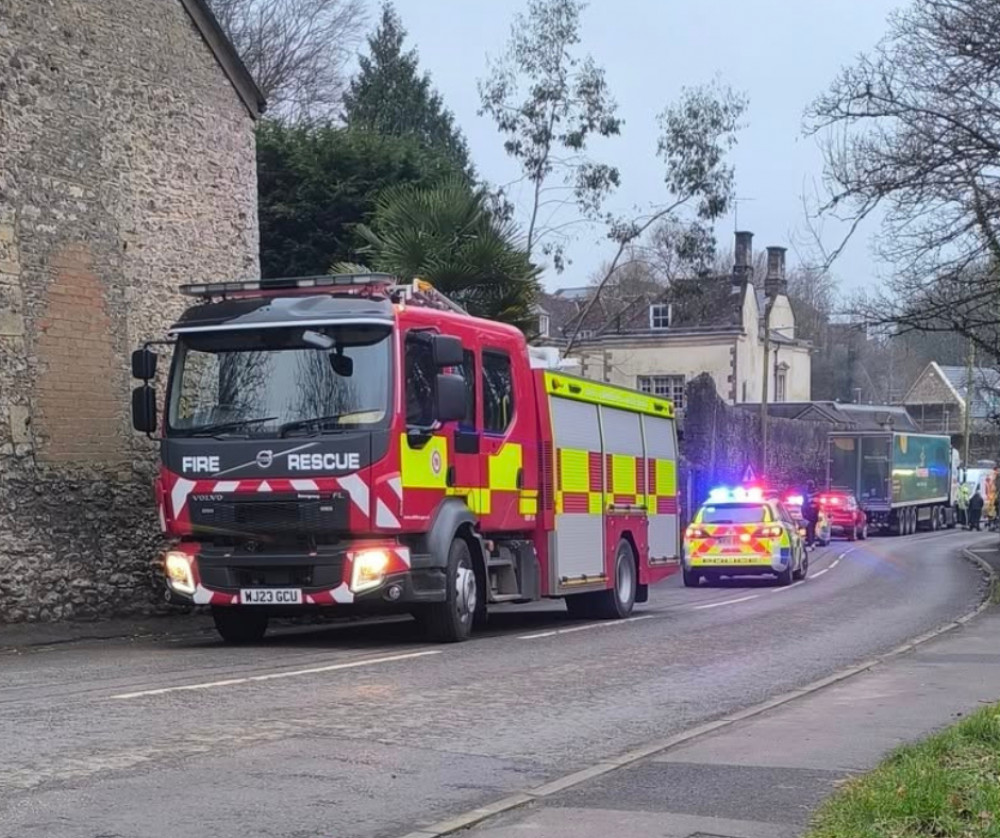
[805,0,1000,359]
[207,0,366,120]
[478,0,622,270]
[563,82,747,355]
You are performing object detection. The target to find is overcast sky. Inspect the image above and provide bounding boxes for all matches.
[389,0,903,292]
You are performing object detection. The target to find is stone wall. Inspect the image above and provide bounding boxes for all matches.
[679,374,830,522]
[0,0,259,621]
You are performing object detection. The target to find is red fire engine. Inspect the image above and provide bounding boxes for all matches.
[130,275,680,643]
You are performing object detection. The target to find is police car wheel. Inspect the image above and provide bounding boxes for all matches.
[422,538,476,643]
[793,549,809,581]
[683,567,701,587]
[592,540,637,619]
[212,606,269,645]
[776,559,795,586]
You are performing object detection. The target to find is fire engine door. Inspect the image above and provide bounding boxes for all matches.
[480,347,531,531]
[448,348,482,510]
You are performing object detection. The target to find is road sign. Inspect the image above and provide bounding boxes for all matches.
[743,464,756,483]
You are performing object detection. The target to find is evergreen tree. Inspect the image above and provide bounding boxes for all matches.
[343,3,471,172]
[336,177,540,333]
[256,121,463,278]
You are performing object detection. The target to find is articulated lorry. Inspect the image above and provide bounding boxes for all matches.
[827,431,959,535]
[130,275,681,643]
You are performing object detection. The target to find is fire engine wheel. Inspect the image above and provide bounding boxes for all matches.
[592,539,638,619]
[420,537,476,643]
[212,606,269,645]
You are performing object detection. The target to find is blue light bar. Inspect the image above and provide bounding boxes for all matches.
[708,486,764,504]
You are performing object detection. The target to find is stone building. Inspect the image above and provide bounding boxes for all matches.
[0,0,264,621]
[536,232,812,412]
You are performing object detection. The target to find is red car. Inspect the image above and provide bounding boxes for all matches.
[817,490,868,541]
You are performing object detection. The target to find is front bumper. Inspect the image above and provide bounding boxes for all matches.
[162,541,447,608]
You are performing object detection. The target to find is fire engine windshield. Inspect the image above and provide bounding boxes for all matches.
[166,324,392,437]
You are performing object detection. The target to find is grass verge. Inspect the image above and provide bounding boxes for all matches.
[805,703,1000,838]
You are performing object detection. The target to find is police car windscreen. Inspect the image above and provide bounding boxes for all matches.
[700,504,767,524]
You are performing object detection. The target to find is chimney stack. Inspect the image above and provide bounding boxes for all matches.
[733,230,753,285]
[764,246,787,297]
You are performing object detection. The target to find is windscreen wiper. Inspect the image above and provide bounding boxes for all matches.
[278,410,380,437]
[181,416,278,437]
[278,414,349,437]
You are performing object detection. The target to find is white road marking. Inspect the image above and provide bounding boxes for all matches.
[812,568,830,578]
[692,595,759,610]
[771,581,806,594]
[109,650,441,700]
[830,559,840,569]
[519,615,653,640]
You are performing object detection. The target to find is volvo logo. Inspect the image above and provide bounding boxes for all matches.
[255,449,274,469]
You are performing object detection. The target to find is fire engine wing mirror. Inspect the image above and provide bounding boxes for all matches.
[432,335,463,368]
[131,347,158,380]
[435,373,466,423]
[131,385,157,434]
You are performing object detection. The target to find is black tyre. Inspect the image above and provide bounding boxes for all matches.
[776,557,795,586]
[794,545,809,580]
[421,538,477,643]
[212,606,269,644]
[683,567,702,588]
[592,539,638,619]
[930,508,939,531]
[846,524,857,542]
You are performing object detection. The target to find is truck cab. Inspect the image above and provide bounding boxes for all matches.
[132,275,680,643]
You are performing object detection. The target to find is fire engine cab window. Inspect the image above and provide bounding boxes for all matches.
[405,335,435,427]
[483,351,514,433]
[699,504,768,524]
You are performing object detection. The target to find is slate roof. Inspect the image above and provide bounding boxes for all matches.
[938,365,1000,419]
[537,274,747,342]
[741,401,921,432]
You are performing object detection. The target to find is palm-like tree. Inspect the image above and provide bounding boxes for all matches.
[337,177,541,333]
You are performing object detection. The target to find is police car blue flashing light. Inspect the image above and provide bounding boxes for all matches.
[708,486,764,503]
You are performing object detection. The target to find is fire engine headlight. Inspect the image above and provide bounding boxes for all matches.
[351,549,390,593]
[164,551,196,596]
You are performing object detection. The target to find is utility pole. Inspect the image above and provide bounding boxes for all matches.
[963,338,975,467]
[760,294,773,475]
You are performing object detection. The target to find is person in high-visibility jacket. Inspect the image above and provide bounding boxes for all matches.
[958,481,971,528]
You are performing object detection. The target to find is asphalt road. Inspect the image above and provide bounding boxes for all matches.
[0,530,987,838]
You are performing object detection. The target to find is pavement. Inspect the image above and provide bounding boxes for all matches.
[0,530,993,838]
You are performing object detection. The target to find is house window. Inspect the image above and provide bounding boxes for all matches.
[775,370,787,403]
[538,313,550,338]
[649,303,670,329]
[637,374,685,409]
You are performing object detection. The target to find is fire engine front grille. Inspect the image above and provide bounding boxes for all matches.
[198,558,345,589]
[189,496,349,535]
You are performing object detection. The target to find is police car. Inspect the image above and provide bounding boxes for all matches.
[683,487,808,587]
